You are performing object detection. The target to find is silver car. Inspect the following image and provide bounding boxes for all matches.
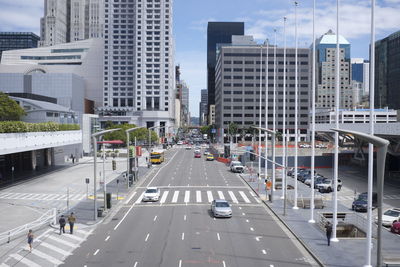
[211,199,232,218]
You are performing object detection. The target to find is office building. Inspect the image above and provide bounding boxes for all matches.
[0,32,40,60]
[375,30,400,109]
[40,0,104,47]
[315,108,397,124]
[215,36,310,141]
[315,30,352,109]
[199,89,208,126]
[207,22,244,123]
[351,58,370,97]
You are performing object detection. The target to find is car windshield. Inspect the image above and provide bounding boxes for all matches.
[216,202,230,207]
[322,180,331,184]
[384,210,400,217]
[146,189,157,193]
[232,162,241,166]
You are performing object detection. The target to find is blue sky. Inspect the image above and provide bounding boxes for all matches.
[1,0,400,116]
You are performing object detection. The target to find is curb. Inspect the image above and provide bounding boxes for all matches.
[239,173,325,267]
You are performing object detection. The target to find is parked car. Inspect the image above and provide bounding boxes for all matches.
[142,187,160,202]
[299,143,311,148]
[377,208,400,227]
[390,221,400,234]
[298,171,312,183]
[211,199,232,218]
[314,176,327,189]
[287,167,295,176]
[291,168,307,178]
[303,174,324,187]
[230,161,244,173]
[352,192,378,212]
[316,178,342,193]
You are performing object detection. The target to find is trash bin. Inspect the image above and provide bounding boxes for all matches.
[106,193,112,209]
[97,208,103,217]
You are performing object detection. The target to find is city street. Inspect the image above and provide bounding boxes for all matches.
[61,147,317,267]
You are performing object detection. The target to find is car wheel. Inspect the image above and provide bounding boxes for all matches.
[337,185,342,191]
[328,187,332,193]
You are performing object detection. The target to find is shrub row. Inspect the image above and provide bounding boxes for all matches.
[0,121,80,133]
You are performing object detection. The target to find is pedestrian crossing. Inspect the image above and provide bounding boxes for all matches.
[1,227,93,267]
[132,189,261,205]
[0,192,86,201]
[321,194,400,201]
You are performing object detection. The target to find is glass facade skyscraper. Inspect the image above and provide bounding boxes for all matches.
[0,32,39,60]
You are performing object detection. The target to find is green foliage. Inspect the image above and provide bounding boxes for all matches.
[0,92,26,121]
[0,121,80,133]
[103,123,160,144]
[200,125,211,135]
[228,122,239,135]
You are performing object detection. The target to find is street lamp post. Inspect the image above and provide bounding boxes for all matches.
[293,1,299,210]
[258,44,263,182]
[331,129,389,267]
[126,126,145,189]
[282,17,287,200]
[273,29,277,192]
[265,41,269,186]
[91,128,121,221]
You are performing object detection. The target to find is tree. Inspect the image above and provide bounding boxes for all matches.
[0,92,25,121]
[103,123,159,144]
[228,122,239,136]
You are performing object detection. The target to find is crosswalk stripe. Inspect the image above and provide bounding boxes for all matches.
[135,192,145,204]
[184,191,190,203]
[9,254,41,267]
[249,191,261,203]
[385,195,396,200]
[160,191,169,204]
[31,248,64,265]
[0,193,13,198]
[228,191,238,204]
[19,193,33,199]
[0,193,9,198]
[172,191,179,203]
[239,191,251,203]
[196,191,202,203]
[218,191,225,200]
[42,194,55,200]
[40,242,72,256]
[45,194,59,200]
[0,262,10,267]
[207,191,213,203]
[63,233,84,242]
[47,235,78,248]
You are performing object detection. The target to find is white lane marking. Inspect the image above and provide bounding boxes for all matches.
[9,254,41,267]
[239,207,242,210]
[184,191,190,203]
[47,235,78,248]
[228,191,238,204]
[172,191,179,203]
[115,194,140,230]
[262,249,267,255]
[135,192,145,204]
[134,262,138,267]
[147,149,179,187]
[249,191,261,203]
[207,191,213,203]
[255,236,262,242]
[181,232,185,240]
[270,265,274,267]
[41,242,71,256]
[223,260,226,267]
[160,191,169,204]
[217,233,220,241]
[19,193,33,199]
[187,184,190,187]
[93,249,100,255]
[239,191,251,203]
[124,192,137,204]
[184,215,187,221]
[250,227,254,231]
[242,213,246,216]
[168,184,171,187]
[196,191,202,203]
[105,236,110,241]
[218,191,225,200]
[63,233,84,242]
[179,259,182,267]
[31,248,64,265]
[154,215,157,221]
[246,219,249,223]
[145,233,150,242]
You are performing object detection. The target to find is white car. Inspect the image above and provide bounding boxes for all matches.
[177,141,183,145]
[377,208,400,227]
[230,161,244,173]
[142,187,161,202]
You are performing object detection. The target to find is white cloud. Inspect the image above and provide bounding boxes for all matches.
[0,1,42,34]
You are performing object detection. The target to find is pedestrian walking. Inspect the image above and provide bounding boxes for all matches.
[325,221,333,246]
[59,215,66,235]
[68,212,76,234]
[27,229,34,252]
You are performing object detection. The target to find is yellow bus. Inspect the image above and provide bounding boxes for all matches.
[150,150,165,164]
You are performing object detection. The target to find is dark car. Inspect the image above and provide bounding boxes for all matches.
[292,168,307,178]
[352,192,378,212]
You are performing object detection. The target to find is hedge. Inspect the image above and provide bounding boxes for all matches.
[0,121,80,133]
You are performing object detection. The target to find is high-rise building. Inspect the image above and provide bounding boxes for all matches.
[351,58,370,96]
[315,30,352,109]
[215,36,310,141]
[375,30,400,109]
[199,89,208,126]
[40,0,104,47]
[99,0,174,131]
[0,32,40,60]
[207,22,244,123]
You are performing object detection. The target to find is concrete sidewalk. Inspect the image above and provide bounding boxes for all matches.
[239,171,400,267]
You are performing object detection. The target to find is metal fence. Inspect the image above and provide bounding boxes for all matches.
[0,208,56,245]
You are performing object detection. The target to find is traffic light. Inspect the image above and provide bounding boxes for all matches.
[112,160,116,170]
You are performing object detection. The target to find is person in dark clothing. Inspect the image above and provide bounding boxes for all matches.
[68,212,76,234]
[59,215,66,235]
[27,229,34,252]
[325,221,333,246]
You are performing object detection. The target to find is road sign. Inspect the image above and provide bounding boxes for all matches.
[211,128,216,134]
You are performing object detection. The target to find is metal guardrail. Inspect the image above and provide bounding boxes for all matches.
[0,208,56,245]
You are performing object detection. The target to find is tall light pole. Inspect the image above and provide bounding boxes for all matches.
[366,0,376,266]
[309,0,317,224]
[91,128,120,220]
[273,29,277,192]
[331,0,340,243]
[265,41,269,183]
[282,17,287,199]
[258,43,263,181]
[293,1,299,210]
[126,126,145,188]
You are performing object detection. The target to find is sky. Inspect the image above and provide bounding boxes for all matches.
[1,0,400,117]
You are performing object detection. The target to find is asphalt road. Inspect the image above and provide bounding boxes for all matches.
[62,147,317,267]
